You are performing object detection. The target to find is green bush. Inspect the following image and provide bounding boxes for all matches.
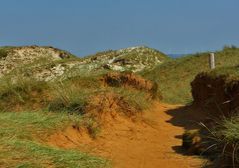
[0,48,9,59]
[0,47,16,59]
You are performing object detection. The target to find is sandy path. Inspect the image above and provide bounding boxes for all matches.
[48,103,205,168]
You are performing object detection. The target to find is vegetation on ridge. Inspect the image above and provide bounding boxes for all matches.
[82,46,170,72]
[142,46,239,104]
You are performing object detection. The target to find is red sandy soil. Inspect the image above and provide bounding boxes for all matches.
[48,103,205,168]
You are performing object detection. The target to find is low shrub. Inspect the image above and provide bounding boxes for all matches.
[0,48,9,59]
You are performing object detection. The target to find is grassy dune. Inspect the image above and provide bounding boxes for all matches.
[2,45,239,167]
[0,111,109,168]
[0,69,155,167]
[142,46,239,104]
[0,45,159,167]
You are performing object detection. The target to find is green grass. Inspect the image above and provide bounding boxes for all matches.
[0,45,161,167]
[205,66,239,81]
[0,71,153,114]
[200,115,239,167]
[142,46,239,104]
[0,111,109,168]
[0,76,50,111]
[114,88,151,111]
[219,117,239,143]
[0,71,154,167]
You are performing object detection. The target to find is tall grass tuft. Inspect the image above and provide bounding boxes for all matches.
[49,81,90,114]
[0,75,49,111]
[203,115,239,167]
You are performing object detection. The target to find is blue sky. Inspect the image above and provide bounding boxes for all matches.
[0,0,239,56]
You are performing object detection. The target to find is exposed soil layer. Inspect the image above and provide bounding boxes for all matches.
[85,92,138,119]
[48,103,205,168]
[191,73,239,117]
[102,72,158,98]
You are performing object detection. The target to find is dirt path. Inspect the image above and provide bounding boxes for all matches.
[48,103,205,168]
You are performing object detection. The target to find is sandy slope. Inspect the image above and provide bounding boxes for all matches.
[48,103,205,168]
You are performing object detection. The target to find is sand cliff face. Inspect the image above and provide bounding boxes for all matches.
[191,72,239,116]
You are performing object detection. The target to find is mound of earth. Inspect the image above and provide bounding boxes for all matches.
[82,46,170,72]
[191,68,239,117]
[85,92,140,122]
[0,45,97,81]
[78,73,159,121]
[47,103,204,168]
[0,45,169,81]
[0,46,75,76]
[102,72,158,98]
[188,66,239,167]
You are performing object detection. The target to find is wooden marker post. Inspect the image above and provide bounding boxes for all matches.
[209,53,215,69]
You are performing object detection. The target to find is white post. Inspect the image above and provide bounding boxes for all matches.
[209,53,215,69]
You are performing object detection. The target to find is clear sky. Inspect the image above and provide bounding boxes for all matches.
[0,0,239,56]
